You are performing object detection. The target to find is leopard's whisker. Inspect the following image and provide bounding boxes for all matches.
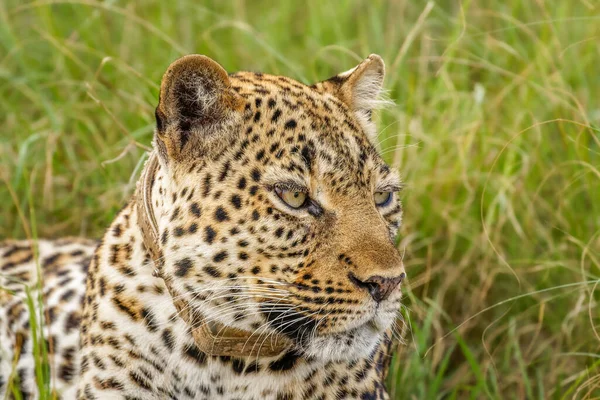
[158,285,290,307]
[151,294,294,329]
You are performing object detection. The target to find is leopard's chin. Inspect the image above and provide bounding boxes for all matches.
[296,321,384,362]
[291,313,395,362]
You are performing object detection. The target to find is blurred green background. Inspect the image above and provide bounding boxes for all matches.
[1,0,599,398]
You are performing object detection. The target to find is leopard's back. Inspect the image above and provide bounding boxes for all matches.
[0,238,96,398]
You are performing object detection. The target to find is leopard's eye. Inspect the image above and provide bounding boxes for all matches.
[374,191,392,207]
[275,188,308,209]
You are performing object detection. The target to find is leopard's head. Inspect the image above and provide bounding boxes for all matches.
[152,54,405,362]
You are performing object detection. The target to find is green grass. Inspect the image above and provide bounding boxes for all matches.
[1,0,599,398]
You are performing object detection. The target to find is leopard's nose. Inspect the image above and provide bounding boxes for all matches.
[348,272,406,302]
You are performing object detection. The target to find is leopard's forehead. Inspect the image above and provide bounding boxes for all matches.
[225,71,395,192]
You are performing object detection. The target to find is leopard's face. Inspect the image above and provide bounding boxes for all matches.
[154,55,405,362]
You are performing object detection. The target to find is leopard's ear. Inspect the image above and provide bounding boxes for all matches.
[154,55,245,162]
[318,54,389,142]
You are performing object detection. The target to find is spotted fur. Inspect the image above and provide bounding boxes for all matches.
[1,54,405,399]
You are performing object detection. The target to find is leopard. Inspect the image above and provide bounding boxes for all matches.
[0,53,406,399]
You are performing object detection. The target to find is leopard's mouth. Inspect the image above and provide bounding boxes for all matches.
[259,301,392,345]
[259,302,320,346]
